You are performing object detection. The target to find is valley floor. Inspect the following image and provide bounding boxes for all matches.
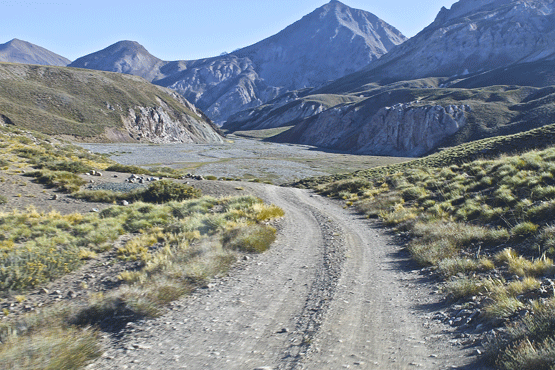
[79,138,410,185]
[90,182,488,370]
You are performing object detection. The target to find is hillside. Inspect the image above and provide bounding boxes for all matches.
[68,1,406,124]
[0,62,223,143]
[0,39,70,66]
[298,123,555,369]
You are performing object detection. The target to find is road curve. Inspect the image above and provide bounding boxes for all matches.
[91,185,460,370]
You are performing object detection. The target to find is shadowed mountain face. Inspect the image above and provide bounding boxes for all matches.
[0,39,70,66]
[68,1,406,124]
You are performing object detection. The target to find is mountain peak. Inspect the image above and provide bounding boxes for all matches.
[0,38,70,66]
[360,0,555,82]
[231,1,406,91]
[69,40,165,80]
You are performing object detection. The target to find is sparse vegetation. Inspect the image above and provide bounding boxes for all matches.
[0,62,211,140]
[306,137,555,369]
[0,127,285,369]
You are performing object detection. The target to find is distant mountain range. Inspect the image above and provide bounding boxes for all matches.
[68,0,406,124]
[0,39,70,66]
[4,0,555,156]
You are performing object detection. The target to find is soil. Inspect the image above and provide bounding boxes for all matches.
[0,152,492,369]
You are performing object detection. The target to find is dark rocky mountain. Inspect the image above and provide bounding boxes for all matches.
[0,39,70,66]
[69,1,406,124]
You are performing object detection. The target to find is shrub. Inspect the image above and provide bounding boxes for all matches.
[444,276,498,300]
[141,180,201,203]
[26,170,86,193]
[39,160,93,174]
[512,222,540,239]
[0,327,100,370]
[105,164,148,174]
[223,225,277,253]
[401,185,429,201]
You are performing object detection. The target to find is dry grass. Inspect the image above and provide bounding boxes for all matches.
[0,128,286,368]
[306,142,555,368]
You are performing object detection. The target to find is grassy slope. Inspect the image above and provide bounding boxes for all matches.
[295,122,555,189]
[302,125,555,369]
[0,62,207,140]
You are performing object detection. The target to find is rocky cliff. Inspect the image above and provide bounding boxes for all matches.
[120,97,223,144]
[0,39,70,66]
[275,101,470,156]
[69,1,406,124]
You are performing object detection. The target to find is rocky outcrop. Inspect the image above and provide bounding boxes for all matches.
[69,1,406,124]
[121,100,223,144]
[225,100,327,131]
[0,39,70,66]
[356,104,470,156]
[275,102,470,156]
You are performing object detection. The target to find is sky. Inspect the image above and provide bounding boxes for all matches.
[1,0,459,62]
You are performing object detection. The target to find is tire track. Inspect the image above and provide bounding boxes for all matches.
[275,201,345,370]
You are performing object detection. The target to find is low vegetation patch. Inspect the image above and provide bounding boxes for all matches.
[0,195,284,368]
[309,142,555,369]
[0,127,285,369]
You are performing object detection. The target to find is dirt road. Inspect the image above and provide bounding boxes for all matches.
[91,184,478,370]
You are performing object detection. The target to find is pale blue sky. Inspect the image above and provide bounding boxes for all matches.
[1,0,458,62]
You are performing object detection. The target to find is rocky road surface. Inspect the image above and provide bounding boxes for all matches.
[90,184,483,370]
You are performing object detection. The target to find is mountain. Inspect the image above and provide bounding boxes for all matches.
[0,62,223,144]
[69,1,406,124]
[0,39,70,66]
[70,40,166,82]
[226,0,555,156]
[321,0,555,93]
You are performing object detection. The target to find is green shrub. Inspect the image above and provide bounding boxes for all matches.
[26,170,86,193]
[105,164,149,174]
[223,225,277,253]
[38,160,93,174]
[512,222,540,239]
[401,185,429,201]
[141,180,202,203]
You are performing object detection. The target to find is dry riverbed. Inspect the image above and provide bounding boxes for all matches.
[79,137,410,185]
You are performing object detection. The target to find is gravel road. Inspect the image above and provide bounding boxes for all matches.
[90,184,481,370]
